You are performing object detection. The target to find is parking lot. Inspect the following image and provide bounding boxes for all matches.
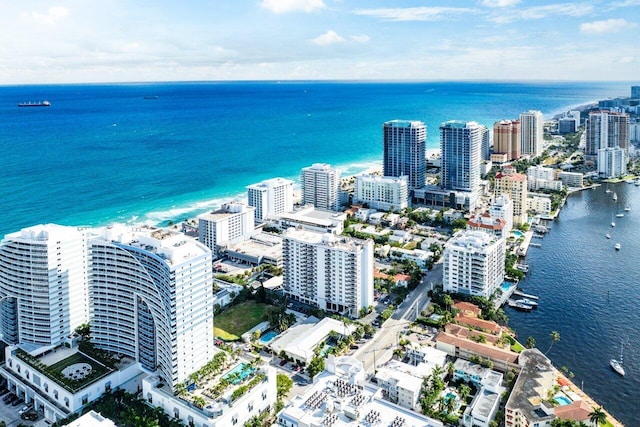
[0,387,43,426]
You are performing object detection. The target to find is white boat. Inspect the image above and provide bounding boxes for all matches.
[635,180,640,186]
[606,185,612,193]
[610,342,625,376]
[624,204,631,212]
[615,243,621,250]
[613,192,618,201]
[616,212,624,218]
[605,233,611,239]
[611,213,615,227]
[518,298,538,308]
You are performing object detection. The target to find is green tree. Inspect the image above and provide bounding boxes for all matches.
[276,373,294,399]
[307,356,325,378]
[458,384,471,403]
[589,407,607,426]
[546,331,560,355]
[525,336,536,349]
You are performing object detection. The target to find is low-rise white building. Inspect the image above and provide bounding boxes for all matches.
[558,171,584,188]
[528,194,552,216]
[198,202,255,258]
[389,247,434,270]
[143,363,277,427]
[374,366,423,410]
[454,359,504,427]
[277,356,444,427]
[274,205,346,235]
[489,194,513,234]
[527,165,563,191]
[353,175,409,211]
[466,214,507,239]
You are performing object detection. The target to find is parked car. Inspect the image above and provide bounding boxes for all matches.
[18,404,32,414]
[3,393,16,404]
[22,411,39,421]
[12,397,23,406]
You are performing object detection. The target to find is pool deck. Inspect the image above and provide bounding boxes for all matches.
[556,371,624,427]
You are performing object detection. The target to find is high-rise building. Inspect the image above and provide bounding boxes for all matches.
[383,120,426,189]
[493,120,521,161]
[89,225,214,390]
[282,228,373,318]
[481,125,490,161]
[247,177,294,222]
[597,147,627,179]
[301,163,341,211]
[585,111,630,156]
[0,224,89,347]
[198,202,255,258]
[631,86,640,99]
[353,174,409,211]
[519,110,544,157]
[494,167,528,225]
[440,121,483,192]
[442,230,505,299]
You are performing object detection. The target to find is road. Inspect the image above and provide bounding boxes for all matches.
[354,262,442,373]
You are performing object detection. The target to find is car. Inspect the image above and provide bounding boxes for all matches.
[4,393,16,404]
[279,359,287,366]
[12,398,23,406]
[22,411,38,421]
[18,404,32,415]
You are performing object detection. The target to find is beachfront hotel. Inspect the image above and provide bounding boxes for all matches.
[492,119,521,161]
[301,163,341,211]
[282,227,374,318]
[247,177,294,223]
[353,174,409,211]
[440,120,484,193]
[383,120,426,189]
[0,224,89,348]
[89,225,215,389]
[198,202,255,258]
[519,110,544,157]
[442,230,505,299]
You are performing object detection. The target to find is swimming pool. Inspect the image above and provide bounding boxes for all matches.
[223,363,255,384]
[554,394,572,406]
[501,282,515,292]
[513,230,524,238]
[259,330,278,344]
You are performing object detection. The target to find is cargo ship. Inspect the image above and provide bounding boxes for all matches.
[18,100,51,107]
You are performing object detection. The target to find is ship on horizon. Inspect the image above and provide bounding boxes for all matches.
[18,100,51,107]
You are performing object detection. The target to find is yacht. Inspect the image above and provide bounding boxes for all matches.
[613,192,618,202]
[605,233,611,239]
[610,342,625,376]
[624,204,631,212]
[615,243,621,251]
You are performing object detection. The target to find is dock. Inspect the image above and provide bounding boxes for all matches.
[507,299,532,311]
[513,290,539,300]
[529,242,542,248]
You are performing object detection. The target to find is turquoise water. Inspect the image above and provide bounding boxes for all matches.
[0,81,628,237]
[513,230,524,238]
[259,330,278,344]
[554,394,572,406]
[223,363,254,385]
[501,282,515,292]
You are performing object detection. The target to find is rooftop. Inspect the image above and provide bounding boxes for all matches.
[505,349,556,422]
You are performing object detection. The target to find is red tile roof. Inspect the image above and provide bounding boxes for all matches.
[455,314,503,334]
[452,301,482,316]
[436,331,519,363]
[554,400,592,422]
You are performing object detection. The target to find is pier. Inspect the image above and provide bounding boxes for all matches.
[529,242,542,248]
[513,290,539,300]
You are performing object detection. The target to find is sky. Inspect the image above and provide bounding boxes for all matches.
[1,0,638,84]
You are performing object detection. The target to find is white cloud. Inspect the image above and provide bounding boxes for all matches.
[355,7,476,22]
[261,0,325,14]
[32,6,69,26]
[312,30,345,46]
[491,3,592,23]
[580,18,636,34]
[619,56,635,63]
[350,34,370,43]
[481,0,520,7]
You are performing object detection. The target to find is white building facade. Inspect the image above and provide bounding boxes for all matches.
[198,202,255,258]
[247,177,294,222]
[489,195,514,234]
[442,230,505,299]
[282,228,374,318]
[301,163,341,211]
[526,165,563,191]
[353,174,409,211]
[598,147,627,179]
[383,120,427,189]
[0,224,89,348]
[519,110,544,157]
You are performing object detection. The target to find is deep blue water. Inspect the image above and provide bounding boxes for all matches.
[508,183,640,425]
[0,81,629,236]
[1,80,635,422]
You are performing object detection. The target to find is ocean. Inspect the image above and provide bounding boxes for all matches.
[0,80,636,422]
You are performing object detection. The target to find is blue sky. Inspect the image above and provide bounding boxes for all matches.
[1,0,638,84]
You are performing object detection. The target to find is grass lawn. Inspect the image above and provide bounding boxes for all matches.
[511,341,525,353]
[214,300,269,341]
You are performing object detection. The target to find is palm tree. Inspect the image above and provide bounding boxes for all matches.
[525,336,536,349]
[445,361,455,378]
[589,407,607,426]
[442,294,454,313]
[458,384,471,403]
[546,331,560,354]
